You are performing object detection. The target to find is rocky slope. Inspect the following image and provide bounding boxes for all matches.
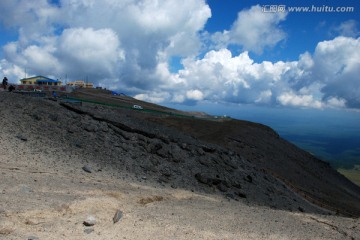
[0,91,323,212]
[0,89,360,239]
[69,88,360,217]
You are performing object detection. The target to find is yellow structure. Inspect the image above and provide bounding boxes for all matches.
[67,80,93,88]
[20,76,62,86]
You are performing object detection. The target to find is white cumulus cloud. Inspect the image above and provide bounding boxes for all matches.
[309,36,360,108]
[0,0,211,91]
[57,27,124,78]
[211,5,287,53]
[186,89,204,101]
[0,2,359,111]
[277,92,323,109]
[143,36,360,109]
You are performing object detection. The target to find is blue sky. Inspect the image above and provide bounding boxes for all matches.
[0,1,359,150]
[0,0,359,165]
[205,0,359,60]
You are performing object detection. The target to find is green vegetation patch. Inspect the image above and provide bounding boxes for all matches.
[337,165,360,187]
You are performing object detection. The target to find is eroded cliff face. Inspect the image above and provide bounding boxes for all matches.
[1,90,359,217]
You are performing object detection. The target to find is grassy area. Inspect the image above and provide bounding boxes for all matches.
[337,165,360,187]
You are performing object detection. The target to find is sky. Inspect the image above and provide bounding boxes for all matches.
[0,0,359,110]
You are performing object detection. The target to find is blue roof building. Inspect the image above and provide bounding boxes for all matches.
[20,76,62,86]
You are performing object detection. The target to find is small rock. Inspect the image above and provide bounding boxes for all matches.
[82,166,93,173]
[84,227,94,234]
[179,143,188,150]
[160,167,172,177]
[32,114,42,121]
[113,209,123,223]
[16,135,27,141]
[235,192,247,198]
[75,143,82,148]
[49,114,58,121]
[196,148,205,156]
[83,216,96,226]
[156,147,169,158]
[217,184,228,192]
[0,227,13,235]
[201,145,216,153]
[232,181,242,189]
[158,176,169,183]
[298,207,305,212]
[28,236,39,240]
[195,173,209,185]
[20,185,33,193]
[225,193,235,199]
[245,175,253,183]
[25,218,39,225]
[84,124,98,132]
[198,158,210,166]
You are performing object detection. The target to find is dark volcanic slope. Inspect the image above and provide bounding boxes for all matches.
[149,117,360,216]
[68,89,360,217]
[1,90,360,217]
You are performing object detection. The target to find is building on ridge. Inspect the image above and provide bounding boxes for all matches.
[20,76,62,86]
[66,80,93,88]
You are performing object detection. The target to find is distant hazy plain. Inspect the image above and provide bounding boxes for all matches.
[165,102,360,169]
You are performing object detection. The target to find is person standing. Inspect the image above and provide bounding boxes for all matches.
[2,77,8,90]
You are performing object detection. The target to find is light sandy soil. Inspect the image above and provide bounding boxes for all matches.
[1,127,359,240]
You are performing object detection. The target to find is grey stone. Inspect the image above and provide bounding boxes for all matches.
[20,185,33,193]
[179,143,189,150]
[160,167,172,177]
[84,124,98,132]
[84,227,94,234]
[198,158,210,166]
[156,147,169,158]
[217,183,228,192]
[113,209,123,223]
[32,113,42,121]
[83,216,96,226]
[195,173,209,185]
[197,148,205,156]
[232,181,242,189]
[82,166,93,173]
[16,135,27,141]
[49,113,58,121]
[28,236,39,240]
[75,142,82,148]
[235,192,247,198]
[245,175,253,183]
[201,145,216,153]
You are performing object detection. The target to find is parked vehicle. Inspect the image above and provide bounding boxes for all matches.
[132,104,143,110]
